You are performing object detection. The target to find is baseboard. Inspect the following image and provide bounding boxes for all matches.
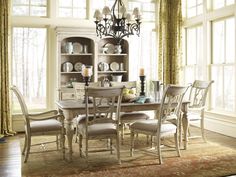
[191,117,236,138]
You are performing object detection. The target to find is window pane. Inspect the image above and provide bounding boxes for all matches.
[13,0,29,5]
[187,28,197,65]
[212,20,224,64]
[211,66,224,109]
[226,18,235,63]
[73,0,86,8]
[59,0,72,7]
[31,0,46,5]
[12,28,47,111]
[31,6,46,16]
[224,66,235,111]
[12,6,29,16]
[73,8,86,18]
[213,0,225,9]
[58,0,86,18]
[59,8,73,17]
[226,0,235,5]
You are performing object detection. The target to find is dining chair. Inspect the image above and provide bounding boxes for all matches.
[73,82,100,143]
[111,81,150,144]
[11,86,65,163]
[187,80,214,142]
[130,85,188,164]
[77,86,124,164]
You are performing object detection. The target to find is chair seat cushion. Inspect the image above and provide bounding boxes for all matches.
[130,119,177,134]
[120,112,149,123]
[30,119,62,133]
[79,123,117,136]
[187,112,201,121]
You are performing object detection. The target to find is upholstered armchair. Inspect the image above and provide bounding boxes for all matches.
[11,86,65,163]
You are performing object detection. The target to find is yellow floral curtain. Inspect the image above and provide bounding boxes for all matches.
[0,0,13,136]
[157,0,182,84]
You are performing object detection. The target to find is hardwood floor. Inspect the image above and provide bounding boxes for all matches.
[0,127,236,177]
[0,136,21,177]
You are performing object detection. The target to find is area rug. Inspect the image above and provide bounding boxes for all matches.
[21,132,236,177]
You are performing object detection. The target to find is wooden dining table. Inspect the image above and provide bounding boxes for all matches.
[56,100,189,162]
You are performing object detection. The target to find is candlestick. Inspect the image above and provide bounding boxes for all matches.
[83,76,92,103]
[139,76,146,96]
[139,68,145,76]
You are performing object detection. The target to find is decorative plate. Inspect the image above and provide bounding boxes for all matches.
[73,42,83,53]
[104,43,115,54]
[98,62,109,71]
[62,62,73,72]
[74,62,84,72]
[110,62,119,71]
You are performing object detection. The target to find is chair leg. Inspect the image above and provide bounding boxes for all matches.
[116,134,121,164]
[110,138,113,154]
[56,135,59,150]
[22,134,27,155]
[157,135,162,164]
[121,123,124,145]
[130,131,135,157]
[201,119,207,142]
[75,123,78,143]
[24,136,31,163]
[85,138,88,158]
[175,132,181,157]
[79,134,83,157]
[61,133,65,160]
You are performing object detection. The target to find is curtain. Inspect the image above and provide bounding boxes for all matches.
[0,0,13,136]
[157,0,182,84]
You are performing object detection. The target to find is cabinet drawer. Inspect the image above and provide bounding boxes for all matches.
[61,92,75,100]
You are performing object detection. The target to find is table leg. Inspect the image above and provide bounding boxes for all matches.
[182,104,189,150]
[63,110,74,162]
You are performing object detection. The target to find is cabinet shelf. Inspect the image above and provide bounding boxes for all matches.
[98,71,127,74]
[98,53,127,56]
[61,53,93,56]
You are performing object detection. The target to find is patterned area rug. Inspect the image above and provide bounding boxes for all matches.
[21,131,236,177]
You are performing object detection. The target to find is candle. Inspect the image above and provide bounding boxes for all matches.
[139,68,145,76]
[83,67,89,77]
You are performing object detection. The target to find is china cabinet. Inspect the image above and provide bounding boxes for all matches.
[56,27,129,100]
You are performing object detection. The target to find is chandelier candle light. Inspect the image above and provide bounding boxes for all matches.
[93,0,141,45]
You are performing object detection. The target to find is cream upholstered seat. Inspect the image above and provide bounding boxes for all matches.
[130,85,188,164]
[77,86,123,164]
[11,86,65,163]
[111,81,150,143]
[187,80,214,142]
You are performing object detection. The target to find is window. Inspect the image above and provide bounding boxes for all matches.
[211,18,235,112]
[212,0,235,10]
[58,0,87,18]
[182,0,203,18]
[184,25,203,84]
[128,0,155,22]
[12,0,47,16]
[12,27,47,112]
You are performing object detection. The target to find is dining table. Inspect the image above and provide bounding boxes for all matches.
[56,99,190,162]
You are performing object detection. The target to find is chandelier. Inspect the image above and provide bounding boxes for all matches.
[93,0,141,45]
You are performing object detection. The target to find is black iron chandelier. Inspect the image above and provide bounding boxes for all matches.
[93,0,141,45]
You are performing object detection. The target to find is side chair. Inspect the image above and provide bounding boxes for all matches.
[11,86,65,163]
[186,80,214,143]
[76,86,124,164]
[130,85,188,164]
